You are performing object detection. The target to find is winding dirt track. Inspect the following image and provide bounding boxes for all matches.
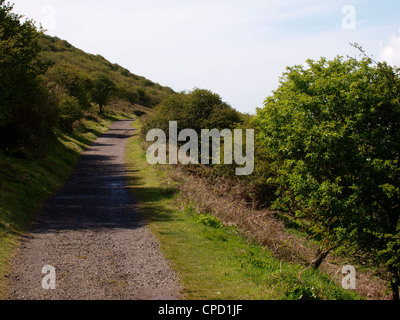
[6,120,182,300]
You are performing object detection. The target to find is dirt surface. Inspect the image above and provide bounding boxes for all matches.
[6,120,182,300]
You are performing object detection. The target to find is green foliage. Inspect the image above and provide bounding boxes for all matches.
[38,34,173,111]
[254,54,400,298]
[0,1,54,146]
[45,62,92,110]
[142,88,243,136]
[284,284,318,300]
[57,94,83,133]
[196,213,222,228]
[91,73,116,114]
[141,88,245,180]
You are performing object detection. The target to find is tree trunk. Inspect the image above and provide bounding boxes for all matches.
[390,270,400,301]
[99,103,104,114]
[308,247,332,270]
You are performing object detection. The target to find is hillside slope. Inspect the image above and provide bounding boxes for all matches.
[39,34,174,110]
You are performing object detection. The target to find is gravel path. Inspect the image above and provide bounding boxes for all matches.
[6,120,182,300]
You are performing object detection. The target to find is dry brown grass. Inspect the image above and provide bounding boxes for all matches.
[171,169,310,263]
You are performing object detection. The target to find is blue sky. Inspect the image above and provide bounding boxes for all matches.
[12,0,400,114]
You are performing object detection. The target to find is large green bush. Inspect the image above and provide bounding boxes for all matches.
[142,88,243,136]
[254,55,400,299]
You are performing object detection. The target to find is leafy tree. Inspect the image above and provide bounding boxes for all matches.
[46,63,92,110]
[56,94,82,133]
[0,0,54,146]
[91,73,116,114]
[117,87,139,105]
[143,88,242,136]
[254,55,400,299]
[136,88,152,107]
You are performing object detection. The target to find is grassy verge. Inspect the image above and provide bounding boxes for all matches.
[125,121,362,300]
[0,107,133,298]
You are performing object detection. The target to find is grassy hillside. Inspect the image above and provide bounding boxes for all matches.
[39,34,174,111]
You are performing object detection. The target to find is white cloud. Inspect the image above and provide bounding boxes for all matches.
[379,29,400,67]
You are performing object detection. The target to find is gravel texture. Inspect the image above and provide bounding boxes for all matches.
[6,120,182,300]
